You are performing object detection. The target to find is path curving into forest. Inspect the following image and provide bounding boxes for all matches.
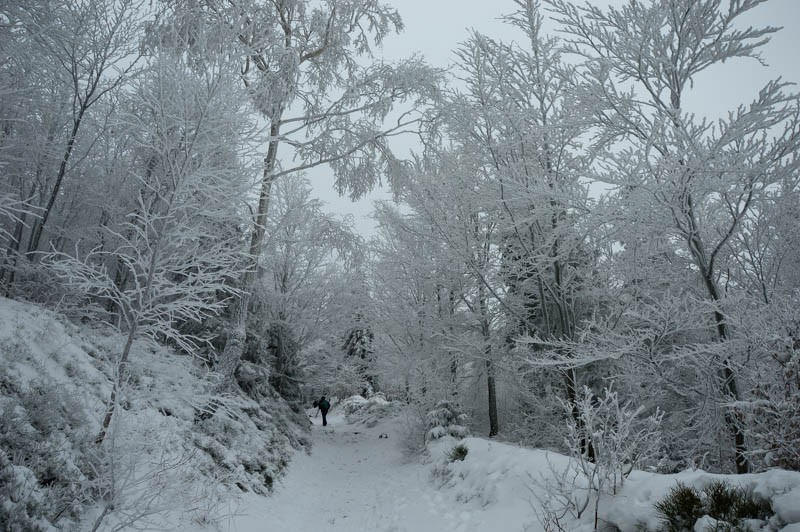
[220,409,477,532]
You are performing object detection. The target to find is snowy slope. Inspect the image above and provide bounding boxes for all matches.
[0,296,307,531]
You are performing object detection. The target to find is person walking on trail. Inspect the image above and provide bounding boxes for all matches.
[317,396,331,426]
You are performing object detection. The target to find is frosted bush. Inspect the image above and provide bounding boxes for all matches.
[0,451,58,532]
[339,394,369,416]
[338,393,394,426]
[425,400,469,443]
[0,370,98,531]
[743,322,800,471]
[543,386,662,527]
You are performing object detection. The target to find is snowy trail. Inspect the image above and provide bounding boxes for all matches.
[217,410,475,532]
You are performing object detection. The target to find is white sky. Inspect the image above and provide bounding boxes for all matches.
[309,0,800,237]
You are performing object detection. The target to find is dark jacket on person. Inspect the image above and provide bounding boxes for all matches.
[318,397,330,413]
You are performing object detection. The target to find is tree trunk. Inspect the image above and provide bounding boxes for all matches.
[28,109,86,255]
[479,283,498,437]
[97,224,164,444]
[698,256,750,474]
[214,120,281,390]
[710,300,749,474]
[486,357,499,437]
[96,321,137,444]
[0,211,26,288]
[564,367,595,462]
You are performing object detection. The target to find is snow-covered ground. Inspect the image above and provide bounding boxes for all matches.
[205,409,485,532]
[193,401,800,532]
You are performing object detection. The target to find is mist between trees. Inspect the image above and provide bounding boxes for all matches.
[1,0,799,510]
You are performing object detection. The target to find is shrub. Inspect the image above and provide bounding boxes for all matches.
[446,443,469,462]
[704,480,741,522]
[0,374,98,531]
[544,386,662,528]
[732,490,771,521]
[703,481,771,524]
[340,393,393,426]
[654,480,772,531]
[654,482,705,532]
[425,400,469,443]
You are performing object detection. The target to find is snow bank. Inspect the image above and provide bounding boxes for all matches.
[427,436,573,529]
[426,432,800,531]
[606,467,800,530]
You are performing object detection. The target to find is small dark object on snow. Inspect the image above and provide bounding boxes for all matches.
[379,433,388,439]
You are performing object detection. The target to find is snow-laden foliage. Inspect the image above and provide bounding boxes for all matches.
[425,400,470,443]
[2,0,800,526]
[0,371,97,531]
[245,177,363,406]
[569,387,663,487]
[549,386,663,526]
[340,393,394,427]
[175,0,443,387]
[741,299,800,471]
[364,0,800,477]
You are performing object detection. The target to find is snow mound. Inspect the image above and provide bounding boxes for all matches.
[426,432,800,531]
[427,435,572,528]
[606,468,800,530]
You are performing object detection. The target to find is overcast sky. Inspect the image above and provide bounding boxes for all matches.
[309,0,800,237]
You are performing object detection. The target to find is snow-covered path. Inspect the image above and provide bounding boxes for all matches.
[218,410,476,532]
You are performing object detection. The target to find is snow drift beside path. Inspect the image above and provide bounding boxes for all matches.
[427,435,800,531]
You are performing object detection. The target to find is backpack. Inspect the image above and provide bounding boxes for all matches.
[319,398,330,411]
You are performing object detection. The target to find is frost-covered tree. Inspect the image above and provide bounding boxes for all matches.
[343,312,377,394]
[167,0,443,388]
[548,0,800,472]
[392,148,505,436]
[0,0,147,258]
[394,2,598,439]
[45,51,256,442]
[450,2,601,445]
[246,177,360,402]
